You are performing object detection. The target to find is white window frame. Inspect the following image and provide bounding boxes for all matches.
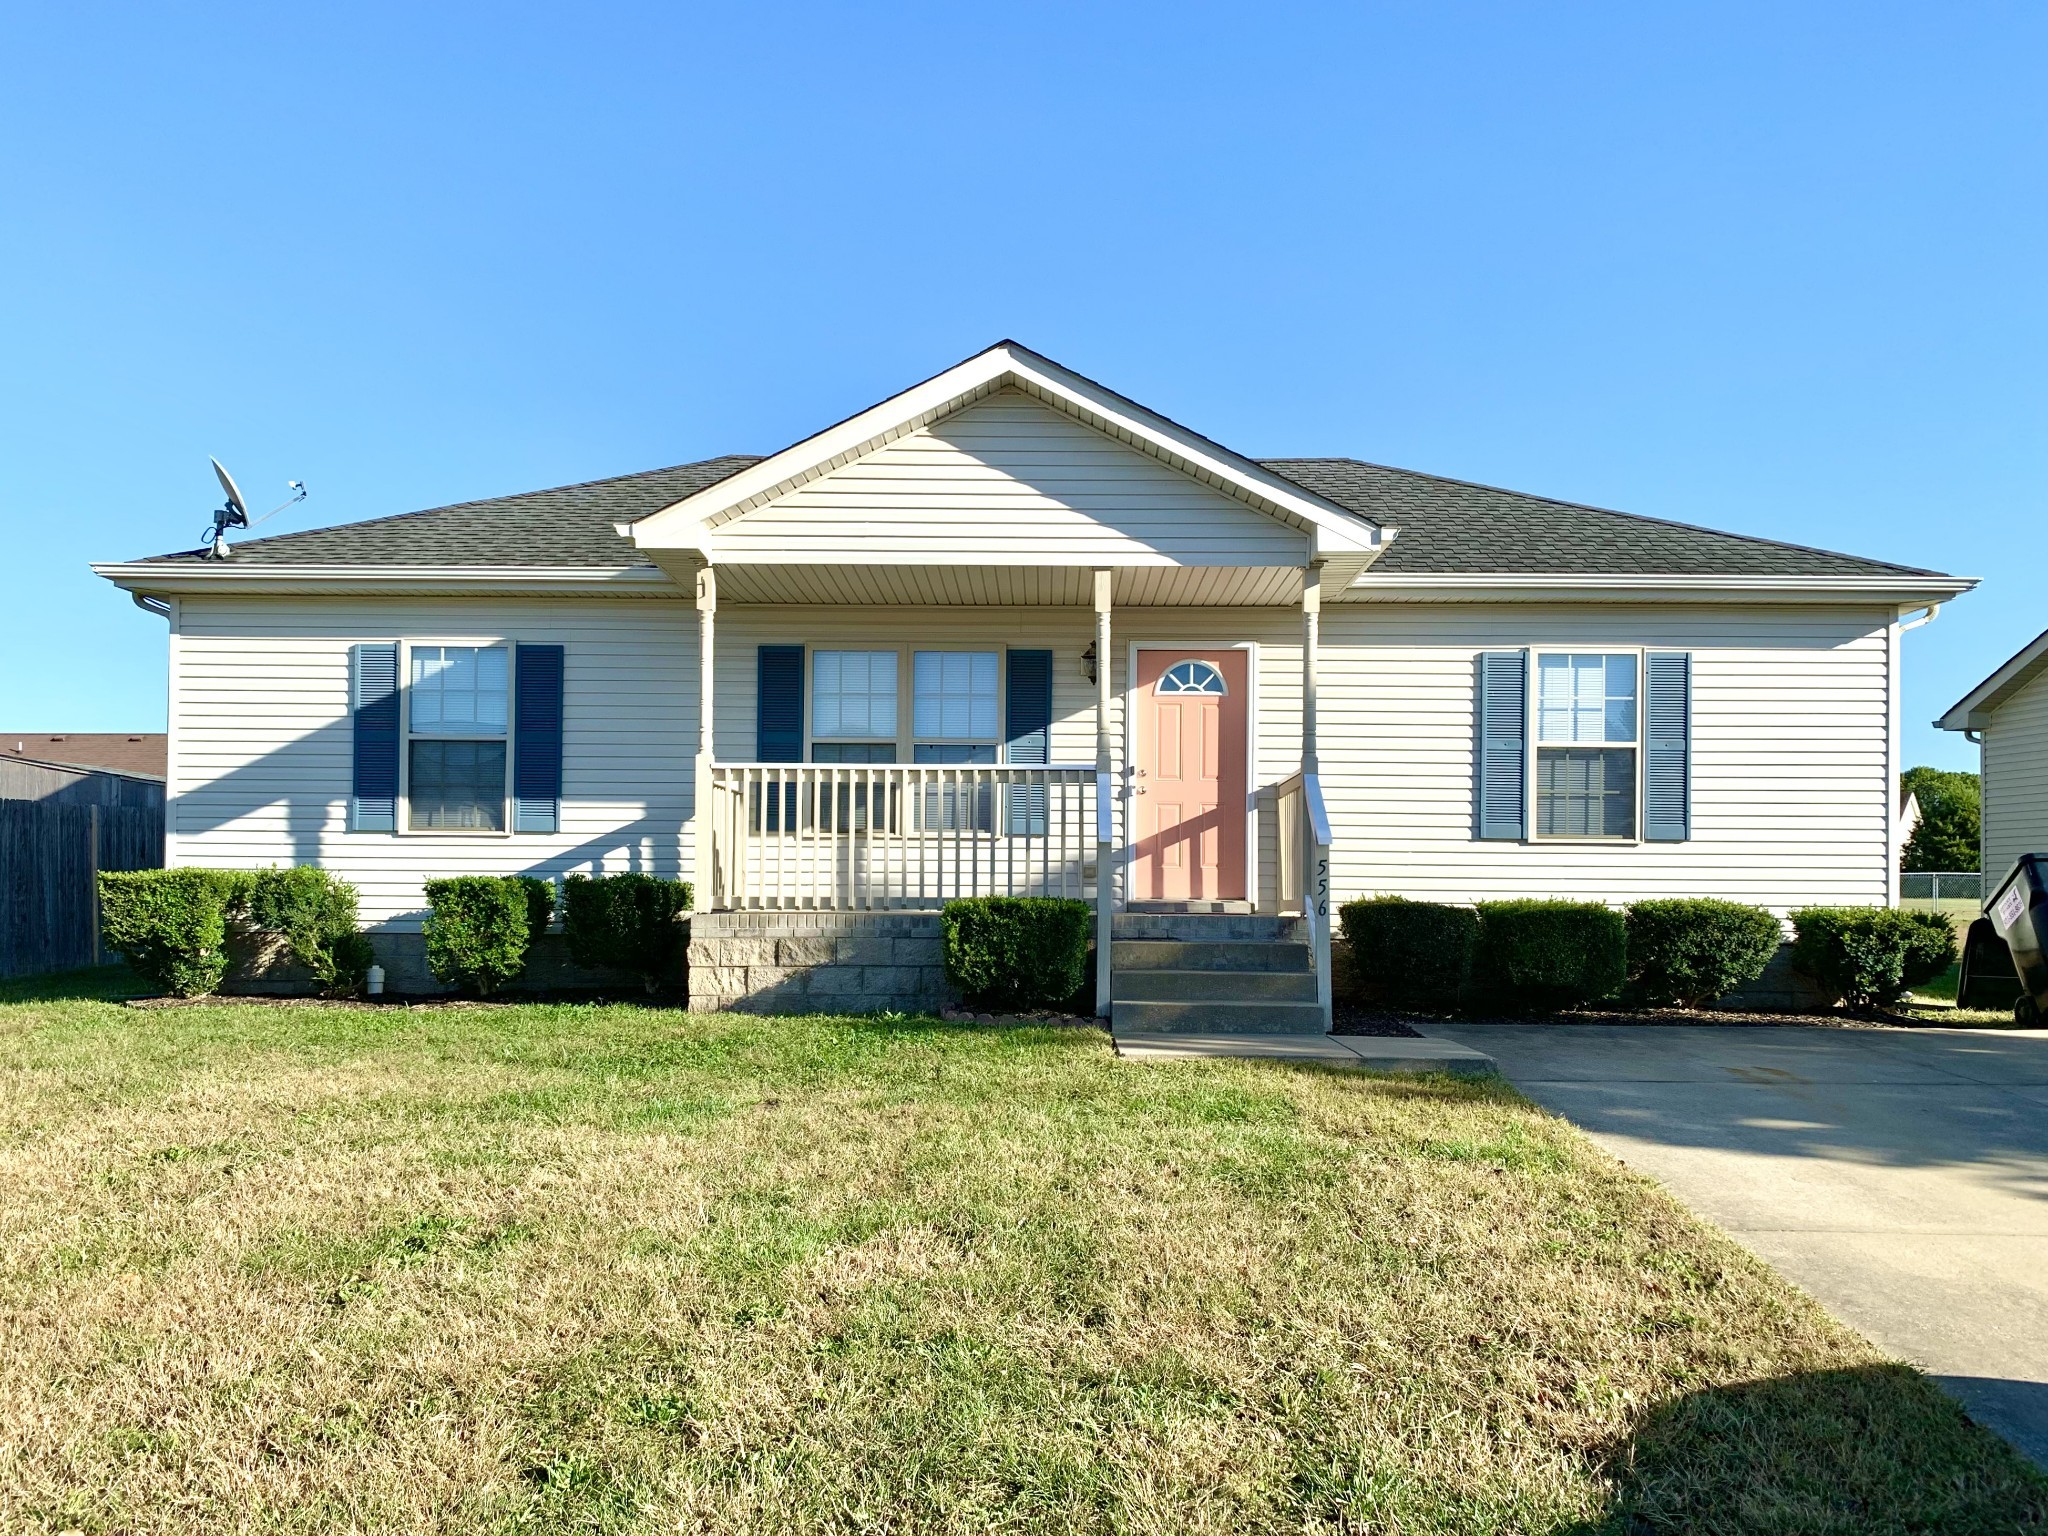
[398,638,516,838]
[1527,646,1644,844]
[797,644,1023,765]
[909,646,1002,765]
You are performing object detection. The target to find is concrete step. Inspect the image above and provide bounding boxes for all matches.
[1113,967,1319,1003]
[1111,912,1305,942]
[1111,998,1329,1034]
[1112,939,1311,973]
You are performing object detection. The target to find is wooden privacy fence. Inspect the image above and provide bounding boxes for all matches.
[0,801,163,979]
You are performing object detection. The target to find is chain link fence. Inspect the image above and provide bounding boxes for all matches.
[1899,872,1982,903]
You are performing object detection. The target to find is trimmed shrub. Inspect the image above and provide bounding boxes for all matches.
[1625,898,1782,1008]
[1473,899,1627,1011]
[1338,896,1477,1010]
[561,873,692,992]
[942,896,1092,1011]
[98,868,254,997]
[1790,906,1960,1012]
[515,875,556,948]
[423,876,533,996]
[248,866,374,996]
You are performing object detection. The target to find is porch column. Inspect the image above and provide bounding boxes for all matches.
[1094,567,1114,1018]
[692,562,716,915]
[1301,560,1333,1026]
[1301,562,1322,777]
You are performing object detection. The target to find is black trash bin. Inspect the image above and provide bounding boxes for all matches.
[1983,854,2048,1027]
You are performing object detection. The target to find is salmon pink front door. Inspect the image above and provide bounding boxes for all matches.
[1132,648,1249,901]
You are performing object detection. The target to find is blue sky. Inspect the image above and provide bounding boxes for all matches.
[2,1,2040,769]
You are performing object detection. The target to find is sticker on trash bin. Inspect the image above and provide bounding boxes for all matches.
[1998,883,2026,928]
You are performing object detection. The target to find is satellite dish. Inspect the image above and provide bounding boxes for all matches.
[197,457,306,559]
[211,457,249,523]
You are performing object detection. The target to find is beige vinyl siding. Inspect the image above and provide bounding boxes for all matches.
[1318,603,1897,911]
[709,390,1308,568]
[165,592,1897,929]
[169,595,696,929]
[1981,667,2048,883]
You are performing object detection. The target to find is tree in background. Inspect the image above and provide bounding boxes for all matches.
[1900,766,1981,872]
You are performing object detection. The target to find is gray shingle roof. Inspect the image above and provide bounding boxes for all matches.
[1265,459,1938,578]
[136,452,1938,580]
[141,457,760,567]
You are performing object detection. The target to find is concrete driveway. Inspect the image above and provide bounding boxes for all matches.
[1429,1022,2048,1468]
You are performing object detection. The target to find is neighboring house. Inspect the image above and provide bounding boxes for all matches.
[94,342,1972,1020]
[1936,627,2048,888]
[0,740,165,815]
[3,732,167,781]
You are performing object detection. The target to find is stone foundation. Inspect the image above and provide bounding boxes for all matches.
[1714,942,1835,1013]
[688,911,955,1015]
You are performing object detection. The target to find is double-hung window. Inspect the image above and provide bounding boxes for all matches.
[1533,652,1637,838]
[407,644,510,831]
[913,651,998,829]
[811,651,899,763]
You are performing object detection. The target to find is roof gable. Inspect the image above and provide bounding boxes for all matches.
[704,389,1311,568]
[629,342,1387,562]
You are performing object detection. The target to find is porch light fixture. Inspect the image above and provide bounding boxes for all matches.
[1082,643,1097,685]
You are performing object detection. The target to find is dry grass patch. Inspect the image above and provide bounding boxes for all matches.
[0,967,2042,1534]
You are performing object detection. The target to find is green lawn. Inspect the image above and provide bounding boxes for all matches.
[2,969,2042,1534]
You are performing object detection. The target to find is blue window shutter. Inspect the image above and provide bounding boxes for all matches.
[1004,650,1052,765]
[1004,649,1053,836]
[350,643,399,832]
[513,644,564,833]
[1476,650,1527,840]
[1644,651,1691,841]
[757,645,804,761]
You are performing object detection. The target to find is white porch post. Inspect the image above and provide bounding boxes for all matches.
[1094,568,1114,1018]
[1302,562,1332,1024]
[1301,563,1322,778]
[692,562,717,914]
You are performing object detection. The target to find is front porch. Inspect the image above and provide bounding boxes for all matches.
[684,564,1336,1026]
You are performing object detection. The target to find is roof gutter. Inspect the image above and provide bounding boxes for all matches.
[1345,572,1977,605]
[91,563,684,598]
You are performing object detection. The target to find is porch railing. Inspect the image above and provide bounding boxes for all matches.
[1275,769,1334,1023]
[707,763,1100,911]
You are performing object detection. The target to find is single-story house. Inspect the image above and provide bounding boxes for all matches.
[95,342,1973,1023]
[1937,626,2048,890]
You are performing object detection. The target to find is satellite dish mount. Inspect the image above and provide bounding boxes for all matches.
[199,457,306,559]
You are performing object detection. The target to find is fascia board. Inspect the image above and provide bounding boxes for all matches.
[1344,572,1977,605]
[91,563,680,598]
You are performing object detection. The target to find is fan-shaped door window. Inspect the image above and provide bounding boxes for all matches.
[1156,660,1228,696]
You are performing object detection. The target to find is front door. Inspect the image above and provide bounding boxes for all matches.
[1132,648,1249,901]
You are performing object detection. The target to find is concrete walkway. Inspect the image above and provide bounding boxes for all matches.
[1113,1030,1496,1075]
[1430,1022,2048,1467]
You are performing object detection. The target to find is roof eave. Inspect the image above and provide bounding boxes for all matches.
[1344,572,1978,604]
[1936,624,2048,732]
[91,563,683,598]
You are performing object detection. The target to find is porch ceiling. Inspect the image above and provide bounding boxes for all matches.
[699,563,1326,607]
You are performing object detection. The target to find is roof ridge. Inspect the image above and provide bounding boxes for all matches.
[1259,457,1941,578]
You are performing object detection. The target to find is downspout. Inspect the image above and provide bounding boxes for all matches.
[131,592,171,620]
